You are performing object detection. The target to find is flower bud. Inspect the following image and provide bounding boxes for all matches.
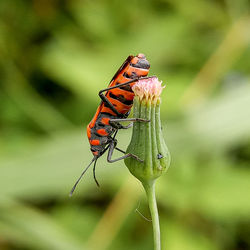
[124,77,171,183]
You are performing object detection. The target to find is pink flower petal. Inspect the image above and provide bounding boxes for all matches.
[132,77,165,103]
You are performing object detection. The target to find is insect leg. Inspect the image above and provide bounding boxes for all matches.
[98,92,122,117]
[108,121,133,129]
[115,147,126,154]
[98,76,156,117]
[109,118,150,129]
[110,118,150,123]
[100,76,155,94]
[107,140,143,163]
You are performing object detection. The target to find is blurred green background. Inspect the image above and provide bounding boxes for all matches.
[0,0,250,249]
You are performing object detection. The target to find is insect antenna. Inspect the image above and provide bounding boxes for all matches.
[69,156,98,196]
[93,159,100,187]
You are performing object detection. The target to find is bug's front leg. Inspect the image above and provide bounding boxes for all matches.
[98,76,156,118]
[98,91,122,117]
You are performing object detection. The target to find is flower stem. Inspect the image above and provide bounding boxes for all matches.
[143,180,161,250]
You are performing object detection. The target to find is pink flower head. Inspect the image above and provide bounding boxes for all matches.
[132,77,165,104]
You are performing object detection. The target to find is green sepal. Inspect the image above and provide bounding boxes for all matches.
[124,96,171,182]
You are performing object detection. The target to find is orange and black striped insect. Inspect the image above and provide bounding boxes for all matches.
[70,54,153,195]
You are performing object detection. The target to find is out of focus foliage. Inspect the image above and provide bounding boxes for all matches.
[0,0,250,249]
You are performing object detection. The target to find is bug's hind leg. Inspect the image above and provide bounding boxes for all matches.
[109,118,150,129]
[107,140,143,163]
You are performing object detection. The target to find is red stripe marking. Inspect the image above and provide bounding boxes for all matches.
[101,117,110,125]
[87,126,91,139]
[90,140,100,146]
[97,129,109,136]
[100,106,117,116]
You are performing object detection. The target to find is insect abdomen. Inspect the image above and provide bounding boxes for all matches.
[87,114,116,156]
[87,54,150,156]
[101,54,150,116]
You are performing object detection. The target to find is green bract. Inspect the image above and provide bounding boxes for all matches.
[124,79,171,183]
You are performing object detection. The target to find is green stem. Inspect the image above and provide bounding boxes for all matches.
[143,181,161,250]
